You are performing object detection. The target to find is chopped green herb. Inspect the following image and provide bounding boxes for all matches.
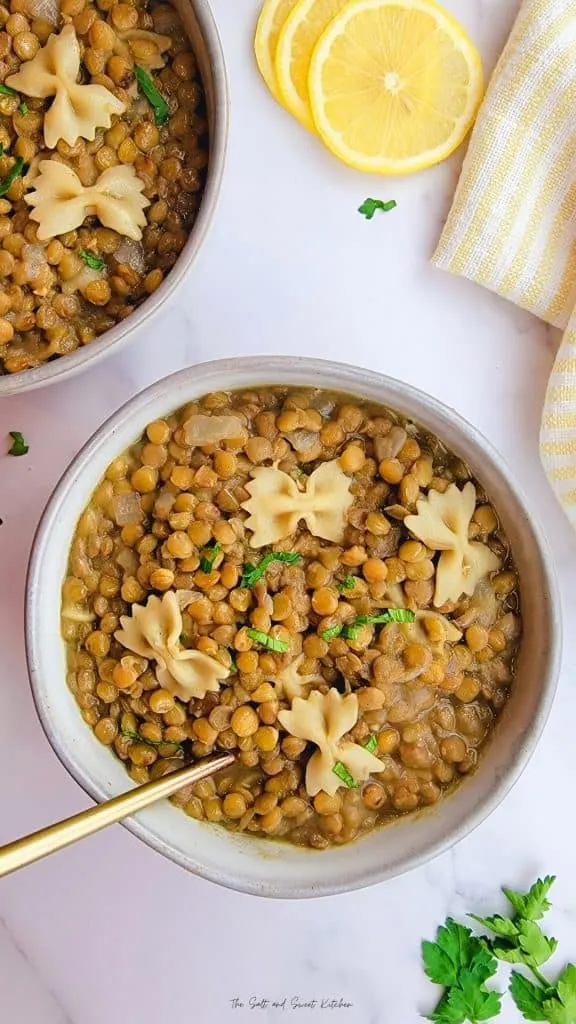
[246,628,288,653]
[337,575,356,592]
[320,624,343,641]
[19,101,28,114]
[354,608,416,626]
[134,64,169,125]
[8,430,28,456]
[364,734,378,754]
[121,729,184,753]
[200,540,221,573]
[241,551,302,588]
[0,83,18,97]
[0,156,24,198]
[342,624,360,640]
[0,145,3,156]
[358,197,397,220]
[332,762,358,788]
[228,653,238,673]
[79,249,105,271]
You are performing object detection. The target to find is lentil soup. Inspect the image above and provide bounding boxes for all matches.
[62,387,521,849]
[0,0,207,376]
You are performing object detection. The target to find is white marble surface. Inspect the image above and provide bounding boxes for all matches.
[1,0,575,1020]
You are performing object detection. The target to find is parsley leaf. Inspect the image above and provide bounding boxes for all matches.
[79,249,105,270]
[246,628,288,653]
[358,197,397,220]
[200,541,221,573]
[19,101,28,114]
[0,83,17,96]
[321,624,343,641]
[469,915,519,940]
[240,551,301,588]
[354,608,416,626]
[332,762,358,788]
[0,156,25,197]
[8,430,29,456]
[518,921,558,968]
[364,734,378,754]
[509,973,548,1021]
[423,920,500,1023]
[503,877,557,922]
[542,965,576,1024]
[337,575,356,592]
[134,64,169,125]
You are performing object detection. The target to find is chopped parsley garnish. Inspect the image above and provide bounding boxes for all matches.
[342,624,360,640]
[79,249,105,270]
[246,628,288,653]
[19,101,28,114]
[0,156,25,198]
[134,64,169,125]
[358,197,397,220]
[320,624,343,641]
[337,576,356,592]
[0,145,3,156]
[8,430,29,456]
[228,653,238,673]
[332,762,358,788]
[241,551,302,588]
[121,729,184,752]
[200,540,221,573]
[0,83,18,97]
[354,609,415,625]
[364,735,378,754]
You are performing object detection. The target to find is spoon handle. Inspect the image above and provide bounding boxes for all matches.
[0,753,234,879]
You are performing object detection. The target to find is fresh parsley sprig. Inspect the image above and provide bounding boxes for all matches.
[79,249,105,271]
[423,876,576,1024]
[240,551,302,588]
[423,919,502,1024]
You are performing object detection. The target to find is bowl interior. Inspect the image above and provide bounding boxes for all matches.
[26,357,560,897]
[0,0,229,397]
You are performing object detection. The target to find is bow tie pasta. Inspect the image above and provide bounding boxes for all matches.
[405,482,501,606]
[7,25,126,149]
[242,460,354,547]
[278,689,383,796]
[115,591,230,701]
[25,161,150,240]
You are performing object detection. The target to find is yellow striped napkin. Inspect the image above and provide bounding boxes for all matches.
[433,0,576,524]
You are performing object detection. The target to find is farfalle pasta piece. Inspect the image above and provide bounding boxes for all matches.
[242,460,354,548]
[7,25,126,149]
[278,689,382,796]
[114,590,229,701]
[404,482,500,607]
[267,654,323,701]
[25,161,150,241]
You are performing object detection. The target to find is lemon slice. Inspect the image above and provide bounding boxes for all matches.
[276,0,347,130]
[255,0,300,103]
[308,0,484,174]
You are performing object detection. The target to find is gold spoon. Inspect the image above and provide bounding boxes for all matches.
[0,753,234,879]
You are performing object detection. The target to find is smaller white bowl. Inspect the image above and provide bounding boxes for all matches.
[0,0,229,397]
[26,357,561,898]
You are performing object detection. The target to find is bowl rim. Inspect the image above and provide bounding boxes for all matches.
[25,356,563,897]
[0,0,229,398]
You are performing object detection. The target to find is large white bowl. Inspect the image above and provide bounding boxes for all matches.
[26,357,561,897]
[0,0,229,397]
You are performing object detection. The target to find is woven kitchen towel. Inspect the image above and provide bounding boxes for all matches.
[433,0,576,525]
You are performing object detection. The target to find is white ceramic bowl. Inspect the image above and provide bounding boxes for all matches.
[0,0,228,397]
[26,357,561,898]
